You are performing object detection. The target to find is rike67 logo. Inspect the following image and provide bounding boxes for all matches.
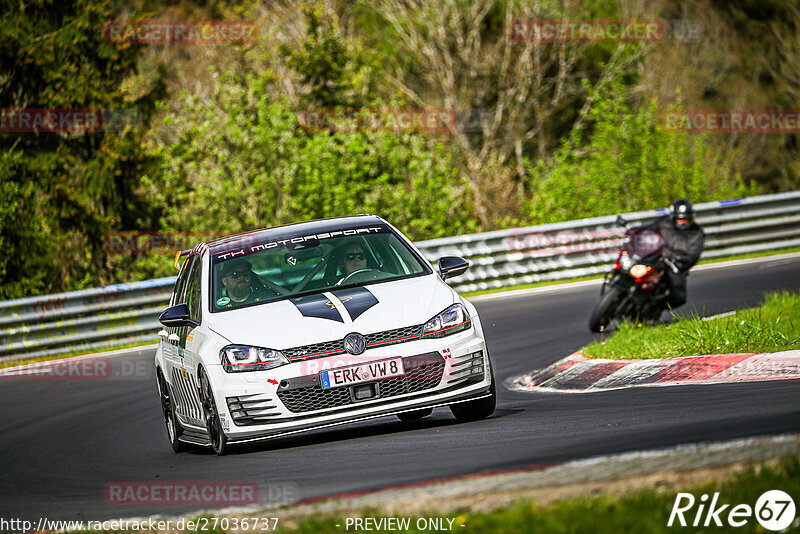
[668,490,796,531]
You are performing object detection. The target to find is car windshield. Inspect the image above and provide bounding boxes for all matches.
[210,225,429,312]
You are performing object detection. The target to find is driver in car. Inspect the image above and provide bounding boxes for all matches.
[336,243,368,285]
[218,258,270,307]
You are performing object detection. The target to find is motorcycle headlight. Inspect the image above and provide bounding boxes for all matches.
[220,345,288,373]
[629,264,649,278]
[422,303,471,338]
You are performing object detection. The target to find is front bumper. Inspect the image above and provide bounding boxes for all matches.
[187,324,491,443]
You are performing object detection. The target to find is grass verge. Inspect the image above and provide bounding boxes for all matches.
[71,456,798,533]
[583,291,800,360]
[277,457,800,533]
[695,245,800,266]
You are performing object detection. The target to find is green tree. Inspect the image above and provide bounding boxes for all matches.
[0,0,165,298]
[524,80,756,223]
[147,72,475,256]
[279,2,378,108]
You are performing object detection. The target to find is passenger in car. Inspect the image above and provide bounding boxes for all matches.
[340,243,368,278]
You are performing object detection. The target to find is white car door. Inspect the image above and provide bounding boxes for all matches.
[165,255,205,428]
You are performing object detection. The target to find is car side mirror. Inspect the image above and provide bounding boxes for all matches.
[616,215,628,228]
[159,303,199,328]
[438,256,469,281]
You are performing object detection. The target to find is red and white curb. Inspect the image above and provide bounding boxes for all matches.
[508,350,800,393]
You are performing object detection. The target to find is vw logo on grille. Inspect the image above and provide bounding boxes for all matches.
[344,333,366,355]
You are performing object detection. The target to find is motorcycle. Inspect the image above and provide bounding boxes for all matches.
[588,216,679,333]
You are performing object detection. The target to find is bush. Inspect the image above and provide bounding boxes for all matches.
[147,73,477,243]
[524,79,757,223]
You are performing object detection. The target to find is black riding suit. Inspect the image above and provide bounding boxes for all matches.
[643,216,704,308]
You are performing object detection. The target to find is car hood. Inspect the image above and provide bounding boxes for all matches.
[207,274,456,349]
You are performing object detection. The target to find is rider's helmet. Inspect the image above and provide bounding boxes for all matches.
[669,199,694,230]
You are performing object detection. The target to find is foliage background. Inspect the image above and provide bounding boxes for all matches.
[1,0,797,297]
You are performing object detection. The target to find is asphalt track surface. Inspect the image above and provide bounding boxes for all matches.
[1,255,799,522]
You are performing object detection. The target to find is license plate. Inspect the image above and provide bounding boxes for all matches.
[320,357,405,389]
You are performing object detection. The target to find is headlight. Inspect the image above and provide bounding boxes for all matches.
[629,264,649,278]
[421,303,471,338]
[220,345,288,373]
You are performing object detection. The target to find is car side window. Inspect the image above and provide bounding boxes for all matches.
[177,256,196,303]
[185,256,202,324]
[170,256,192,307]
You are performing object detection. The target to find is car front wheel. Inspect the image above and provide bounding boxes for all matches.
[198,367,228,456]
[157,369,186,453]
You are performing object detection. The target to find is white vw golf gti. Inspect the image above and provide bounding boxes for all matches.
[155,215,495,454]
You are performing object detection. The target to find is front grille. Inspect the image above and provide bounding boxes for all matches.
[365,324,423,347]
[277,353,445,414]
[226,394,282,426]
[284,338,344,360]
[283,324,424,361]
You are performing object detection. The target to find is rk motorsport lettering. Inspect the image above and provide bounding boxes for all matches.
[216,226,385,260]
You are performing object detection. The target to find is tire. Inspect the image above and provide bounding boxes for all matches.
[157,370,186,453]
[450,357,496,423]
[397,408,433,422]
[198,367,228,456]
[589,286,622,333]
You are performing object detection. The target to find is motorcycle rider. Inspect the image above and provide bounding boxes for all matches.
[644,199,705,310]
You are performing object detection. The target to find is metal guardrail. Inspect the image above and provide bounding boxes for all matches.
[2,191,799,360]
[419,190,800,293]
[0,278,176,361]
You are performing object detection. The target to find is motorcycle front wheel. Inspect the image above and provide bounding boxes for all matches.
[589,285,623,333]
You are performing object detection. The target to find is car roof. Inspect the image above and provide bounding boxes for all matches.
[194,214,387,257]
